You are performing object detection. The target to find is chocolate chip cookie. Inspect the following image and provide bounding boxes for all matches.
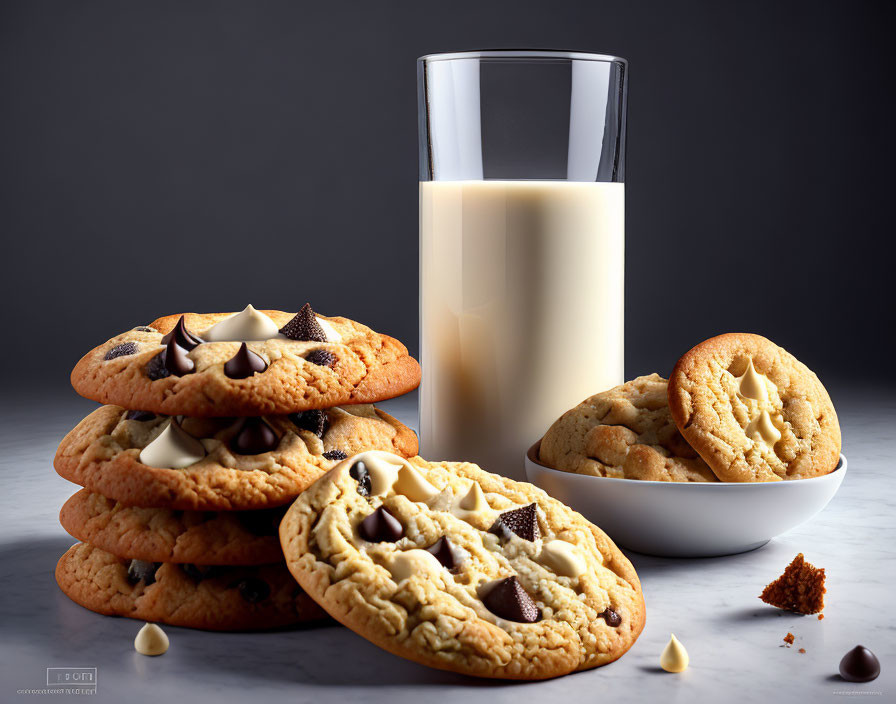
[70,305,421,417]
[668,333,841,482]
[56,542,326,630]
[55,404,417,510]
[60,490,286,565]
[539,374,717,482]
[279,451,645,680]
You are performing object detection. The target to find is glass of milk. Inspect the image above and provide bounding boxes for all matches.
[417,50,627,478]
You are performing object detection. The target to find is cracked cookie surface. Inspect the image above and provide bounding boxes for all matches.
[539,374,717,482]
[70,309,420,417]
[668,333,841,482]
[60,489,285,565]
[55,404,417,510]
[280,451,645,680]
[55,542,326,630]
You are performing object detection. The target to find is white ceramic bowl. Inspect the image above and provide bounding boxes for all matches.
[525,441,847,557]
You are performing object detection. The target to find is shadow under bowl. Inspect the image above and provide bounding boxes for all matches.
[524,441,847,558]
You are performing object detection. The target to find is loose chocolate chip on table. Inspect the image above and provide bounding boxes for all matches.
[358,506,404,542]
[349,460,371,496]
[279,303,327,342]
[223,342,267,379]
[290,409,329,438]
[305,349,336,367]
[104,342,139,360]
[489,503,540,542]
[598,608,622,627]
[161,315,203,350]
[125,410,156,422]
[230,417,279,455]
[233,577,271,604]
[127,560,161,586]
[839,645,880,682]
[482,576,541,623]
[323,449,347,461]
[426,536,463,570]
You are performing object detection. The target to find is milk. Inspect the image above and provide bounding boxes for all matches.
[419,180,624,478]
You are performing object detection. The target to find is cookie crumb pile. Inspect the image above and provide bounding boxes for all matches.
[53,304,420,630]
[760,553,826,615]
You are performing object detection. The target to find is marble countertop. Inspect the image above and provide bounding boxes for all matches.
[1,385,893,703]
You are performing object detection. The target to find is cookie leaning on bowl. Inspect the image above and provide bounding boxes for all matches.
[539,374,717,482]
[667,333,841,482]
[279,451,645,680]
[70,304,421,417]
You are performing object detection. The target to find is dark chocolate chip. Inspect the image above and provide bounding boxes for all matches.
[163,339,195,376]
[127,559,161,586]
[358,506,404,542]
[238,507,287,536]
[279,303,326,342]
[426,536,463,571]
[230,417,279,455]
[839,645,880,682]
[223,342,267,379]
[125,410,156,422]
[181,564,222,582]
[489,503,539,542]
[104,342,139,360]
[161,315,203,350]
[290,409,329,438]
[305,349,336,367]
[145,351,171,380]
[233,577,270,604]
[598,608,622,627]
[133,326,156,333]
[482,576,540,623]
[349,460,371,496]
[323,449,347,461]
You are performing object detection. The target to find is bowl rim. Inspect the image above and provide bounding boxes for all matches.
[526,440,847,488]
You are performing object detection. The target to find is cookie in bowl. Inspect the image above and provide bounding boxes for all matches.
[539,374,717,482]
[667,333,841,482]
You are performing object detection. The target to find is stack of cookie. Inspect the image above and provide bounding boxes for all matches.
[53,304,421,630]
[540,333,841,482]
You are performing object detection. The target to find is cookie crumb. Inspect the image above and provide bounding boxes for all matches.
[784,633,795,646]
[798,648,806,654]
[759,553,826,614]
[818,614,824,621]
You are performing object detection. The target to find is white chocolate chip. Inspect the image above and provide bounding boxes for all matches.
[134,622,169,656]
[316,317,342,343]
[735,358,770,403]
[339,451,406,496]
[386,549,443,583]
[746,409,782,449]
[202,304,280,342]
[660,633,689,673]
[138,420,206,469]
[538,540,587,578]
[393,464,440,503]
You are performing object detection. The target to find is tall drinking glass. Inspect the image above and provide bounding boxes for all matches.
[418,50,627,478]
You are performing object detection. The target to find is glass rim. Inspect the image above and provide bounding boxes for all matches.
[417,49,627,65]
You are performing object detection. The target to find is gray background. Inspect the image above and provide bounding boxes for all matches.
[2,0,894,393]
